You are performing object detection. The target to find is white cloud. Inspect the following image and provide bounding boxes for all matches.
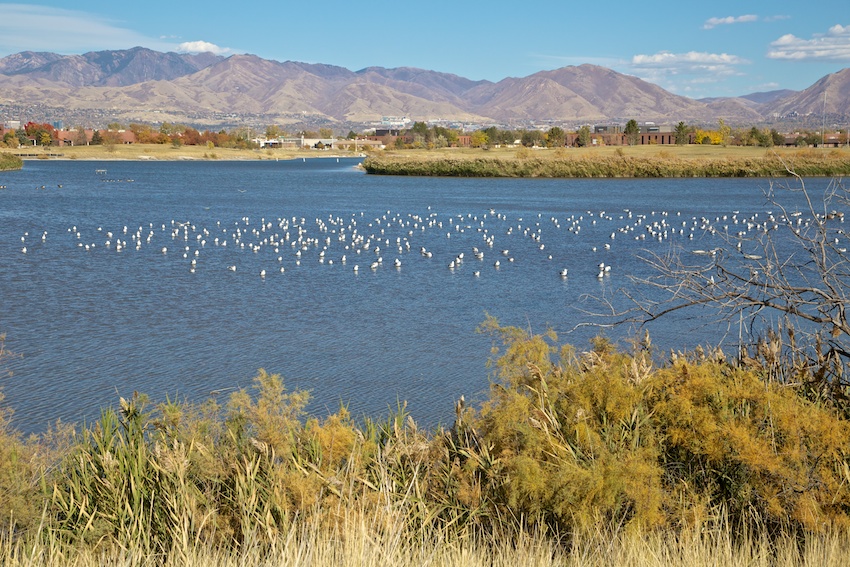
[767,24,850,60]
[703,15,758,30]
[628,51,750,96]
[177,41,231,55]
[631,51,748,75]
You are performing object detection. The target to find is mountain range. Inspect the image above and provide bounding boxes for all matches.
[1,46,848,130]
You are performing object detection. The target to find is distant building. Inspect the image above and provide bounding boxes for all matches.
[381,116,411,129]
[566,124,691,146]
[53,129,137,146]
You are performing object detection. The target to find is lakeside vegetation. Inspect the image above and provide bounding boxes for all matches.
[0,152,23,170]
[3,315,850,564]
[364,146,850,178]
[0,144,357,162]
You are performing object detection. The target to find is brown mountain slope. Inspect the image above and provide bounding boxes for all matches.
[764,68,850,118]
[0,47,219,87]
[702,98,766,123]
[466,75,603,121]
[0,51,66,74]
[321,80,487,123]
[2,48,849,127]
[469,65,720,122]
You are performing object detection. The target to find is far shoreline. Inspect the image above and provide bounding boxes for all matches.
[4,144,850,179]
[362,145,850,178]
[1,144,366,163]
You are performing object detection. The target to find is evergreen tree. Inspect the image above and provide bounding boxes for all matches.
[624,119,640,145]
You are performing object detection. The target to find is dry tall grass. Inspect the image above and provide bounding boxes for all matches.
[364,147,850,177]
[3,325,850,564]
[3,517,850,566]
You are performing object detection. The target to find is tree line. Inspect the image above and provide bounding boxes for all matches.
[387,120,845,149]
[3,119,845,151]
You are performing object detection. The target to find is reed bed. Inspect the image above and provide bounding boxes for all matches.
[0,152,23,170]
[4,512,850,566]
[363,150,850,177]
[2,324,850,564]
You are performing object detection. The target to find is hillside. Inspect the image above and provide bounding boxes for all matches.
[1,47,848,128]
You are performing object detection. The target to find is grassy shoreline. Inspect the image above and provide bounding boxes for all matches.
[0,152,23,171]
[1,144,362,162]
[364,146,850,177]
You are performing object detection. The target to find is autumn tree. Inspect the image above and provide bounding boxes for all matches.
[24,122,55,146]
[546,126,565,148]
[433,125,459,147]
[181,128,201,145]
[470,130,489,148]
[718,118,732,147]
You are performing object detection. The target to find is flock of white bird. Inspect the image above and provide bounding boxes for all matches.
[15,205,847,281]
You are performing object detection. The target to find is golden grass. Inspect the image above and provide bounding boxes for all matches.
[4,518,850,566]
[364,146,850,177]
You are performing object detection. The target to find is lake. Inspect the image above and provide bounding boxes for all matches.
[0,158,843,432]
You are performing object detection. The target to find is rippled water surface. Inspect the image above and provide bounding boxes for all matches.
[0,159,842,432]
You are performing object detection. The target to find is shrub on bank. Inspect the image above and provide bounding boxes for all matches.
[0,153,23,171]
[2,322,850,558]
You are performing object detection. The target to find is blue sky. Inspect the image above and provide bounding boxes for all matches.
[1,1,848,99]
